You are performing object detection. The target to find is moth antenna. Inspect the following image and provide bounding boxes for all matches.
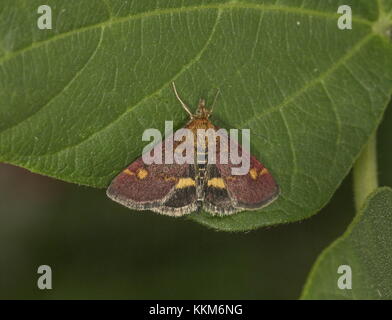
[210,88,220,114]
[172,82,193,118]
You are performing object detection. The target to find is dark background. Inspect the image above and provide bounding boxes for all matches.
[0,101,390,300]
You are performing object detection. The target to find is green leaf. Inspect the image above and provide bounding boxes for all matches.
[1,0,392,231]
[301,187,392,299]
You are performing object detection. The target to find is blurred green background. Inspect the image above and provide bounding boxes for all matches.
[0,100,390,299]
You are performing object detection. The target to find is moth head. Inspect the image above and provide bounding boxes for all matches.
[172,82,219,120]
[194,98,212,119]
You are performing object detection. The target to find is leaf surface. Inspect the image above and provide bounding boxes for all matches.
[301,187,392,299]
[1,0,392,230]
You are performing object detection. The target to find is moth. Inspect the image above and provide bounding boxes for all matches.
[107,83,279,216]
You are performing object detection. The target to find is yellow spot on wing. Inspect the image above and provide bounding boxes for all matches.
[260,168,269,176]
[176,178,196,188]
[208,178,226,189]
[136,168,148,180]
[249,167,269,180]
[249,168,258,180]
[123,169,134,175]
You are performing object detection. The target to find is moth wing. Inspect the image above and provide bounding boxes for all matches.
[107,136,197,216]
[204,131,279,216]
[203,164,239,215]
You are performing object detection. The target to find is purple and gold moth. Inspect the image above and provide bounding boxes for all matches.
[107,83,279,216]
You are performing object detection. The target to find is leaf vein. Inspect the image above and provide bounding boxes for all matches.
[238,33,375,128]
[0,2,372,67]
[0,27,105,135]
[25,9,223,158]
